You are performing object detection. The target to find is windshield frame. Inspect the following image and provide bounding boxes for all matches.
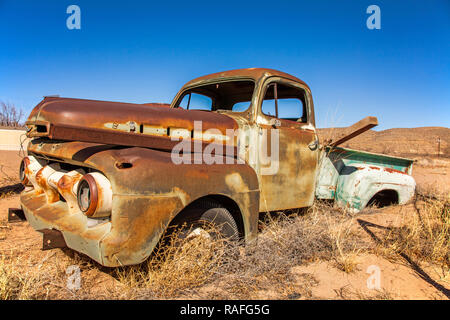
[171,77,257,116]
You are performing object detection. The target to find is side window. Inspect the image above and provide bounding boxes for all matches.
[232,101,251,112]
[179,92,212,111]
[261,83,306,122]
[261,85,277,117]
[278,98,304,120]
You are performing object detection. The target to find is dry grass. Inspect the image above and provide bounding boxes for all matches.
[0,201,374,300]
[0,194,447,300]
[0,171,23,199]
[376,191,449,271]
[114,226,231,299]
[0,219,8,240]
[327,217,363,273]
[335,286,394,300]
[110,195,449,299]
[111,201,370,299]
[0,166,18,186]
[0,248,111,300]
[0,255,40,300]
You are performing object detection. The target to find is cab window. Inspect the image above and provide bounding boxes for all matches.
[179,92,212,110]
[261,82,307,122]
[175,80,255,112]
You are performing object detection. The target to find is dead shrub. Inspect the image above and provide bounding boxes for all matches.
[0,200,380,300]
[0,101,24,127]
[0,255,41,299]
[114,225,231,299]
[377,191,449,269]
[113,201,370,299]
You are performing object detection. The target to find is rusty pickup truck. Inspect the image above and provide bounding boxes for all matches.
[18,68,415,267]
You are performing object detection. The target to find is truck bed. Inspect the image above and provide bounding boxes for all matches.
[316,146,415,211]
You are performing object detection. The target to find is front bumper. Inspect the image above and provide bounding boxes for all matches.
[21,190,112,265]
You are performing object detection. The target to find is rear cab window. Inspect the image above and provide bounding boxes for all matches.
[261,82,307,123]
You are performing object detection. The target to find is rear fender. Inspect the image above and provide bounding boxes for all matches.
[335,164,416,212]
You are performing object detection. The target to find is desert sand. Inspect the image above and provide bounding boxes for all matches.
[0,127,448,300]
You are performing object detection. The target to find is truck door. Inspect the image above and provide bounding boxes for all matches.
[256,78,319,212]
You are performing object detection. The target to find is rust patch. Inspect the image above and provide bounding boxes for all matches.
[35,167,59,203]
[57,174,74,191]
[384,167,408,175]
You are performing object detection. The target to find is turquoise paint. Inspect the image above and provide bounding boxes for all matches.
[316,146,415,211]
[325,146,413,173]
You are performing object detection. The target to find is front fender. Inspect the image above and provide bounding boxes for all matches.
[335,164,416,212]
[85,147,260,265]
[27,140,260,266]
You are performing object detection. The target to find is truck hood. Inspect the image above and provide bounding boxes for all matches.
[25,97,239,151]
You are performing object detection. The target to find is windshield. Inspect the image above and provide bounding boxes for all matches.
[175,80,255,112]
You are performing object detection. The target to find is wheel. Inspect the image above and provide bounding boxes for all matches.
[167,200,240,243]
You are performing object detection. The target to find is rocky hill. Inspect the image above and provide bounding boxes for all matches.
[317,127,450,158]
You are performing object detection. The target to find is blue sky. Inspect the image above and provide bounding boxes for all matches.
[0,0,449,130]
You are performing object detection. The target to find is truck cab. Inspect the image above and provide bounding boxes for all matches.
[169,68,320,212]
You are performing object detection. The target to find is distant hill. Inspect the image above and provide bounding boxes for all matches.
[317,127,450,158]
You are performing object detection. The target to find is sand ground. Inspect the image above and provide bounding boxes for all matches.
[0,142,449,299]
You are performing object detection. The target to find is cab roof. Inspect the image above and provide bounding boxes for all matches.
[182,68,310,90]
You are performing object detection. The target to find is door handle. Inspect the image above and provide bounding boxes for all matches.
[308,139,319,150]
[269,118,281,128]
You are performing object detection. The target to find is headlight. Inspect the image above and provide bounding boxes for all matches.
[76,172,112,217]
[19,157,31,186]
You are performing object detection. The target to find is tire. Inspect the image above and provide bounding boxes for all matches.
[168,200,240,242]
